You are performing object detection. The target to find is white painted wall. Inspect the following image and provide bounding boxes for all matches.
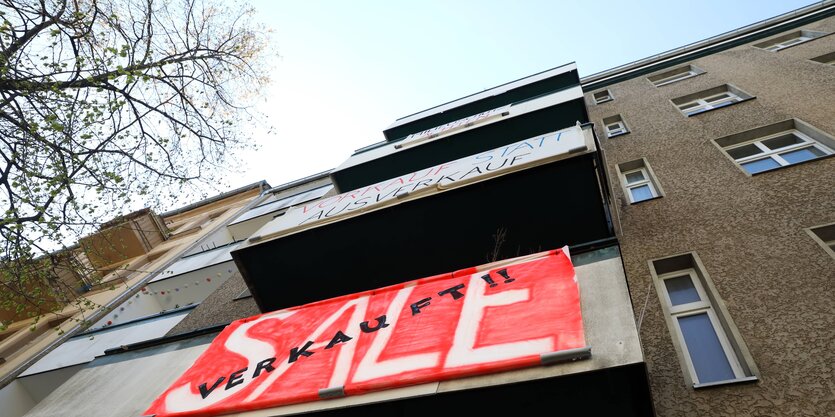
[0,379,37,417]
[157,243,240,280]
[145,261,236,311]
[22,338,213,417]
[18,364,85,403]
[227,214,274,242]
[20,310,190,377]
[89,291,164,329]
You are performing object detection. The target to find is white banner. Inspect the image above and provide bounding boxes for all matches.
[255,125,588,239]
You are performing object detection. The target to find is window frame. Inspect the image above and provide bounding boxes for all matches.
[660,269,711,314]
[714,120,835,176]
[649,253,759,388]
[763,35,811,51]
[606,121,628,137]
[593,89,613,105]
[672,84,754,117]
[648,64,705,87]
[659,269,746,384]
[620,167,657,203]
[602,114,629,138]
[722,129,832,174]
[753,30,829,52]
[676,91,742,116]
[616,158,664,205]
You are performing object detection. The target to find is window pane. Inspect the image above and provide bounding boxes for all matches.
[678,313,736,383]
[656,72,692,85]
[782,37,807,46]
[708,100,735,110]
[706,93,731,102]
[679,102,700,110]
[763,133,803,150]
[665,275,701,305]
[629,184,654,202]
[780,147,825,164]
[741,158,780,174]
[726,144,762,160]
[624,171,645,183]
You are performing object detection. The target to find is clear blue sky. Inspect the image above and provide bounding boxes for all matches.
[229,0,818,191]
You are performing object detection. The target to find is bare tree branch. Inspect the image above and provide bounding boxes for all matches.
[0,0,269,324]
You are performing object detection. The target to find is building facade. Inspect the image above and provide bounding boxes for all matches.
[583,4,835,415]
[4,2,834,417]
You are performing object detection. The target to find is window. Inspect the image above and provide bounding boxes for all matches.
[616,159,663,204]
[592,89,613,104]
[753,30,828,52]
[811,52,835,65]
[660,270,745,384]
[672,85,753,116]
[602,114,629,137]
[648,64,705,87]
[722,131,831,174]
[622,168,656,202]
[714,119,834,175]
[650,253,758,387]
[806,223,835,259]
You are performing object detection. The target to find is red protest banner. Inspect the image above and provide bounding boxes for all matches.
[144,247,585,417]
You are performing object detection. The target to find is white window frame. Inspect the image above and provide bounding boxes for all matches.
[593,90,613,104]
[605,120,628,137]
[722,129,832,174]
[658,269,746,385]
[654,69,698,86]
[755,30,829,52]
[677,91,742,116]
[763,35,811,51]
[621,167,657,203]
[651,67,701,87]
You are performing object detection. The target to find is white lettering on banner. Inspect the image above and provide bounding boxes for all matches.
[445,273,553,368]
[352,286,440,382]
[163,311,296,412]
[272,126,586,233]
[145,249,586,417]
[243,297,369,401]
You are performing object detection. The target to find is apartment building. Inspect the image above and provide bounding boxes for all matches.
[582,3,834,415]
[7,2,834,416]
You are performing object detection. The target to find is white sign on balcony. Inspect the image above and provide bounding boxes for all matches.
[255,125,588,241]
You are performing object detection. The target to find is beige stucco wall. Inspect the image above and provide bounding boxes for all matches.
[586,16,835,417]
